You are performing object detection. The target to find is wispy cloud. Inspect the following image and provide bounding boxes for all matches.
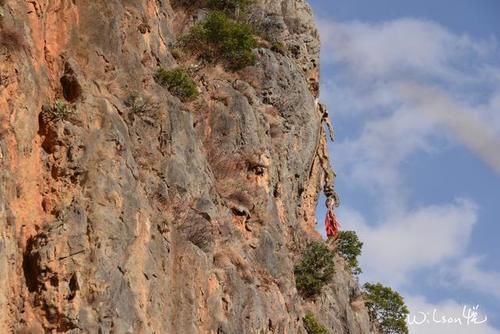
[320,18,500,177]
[440,256,500,300]
[341,199,478,284]
[400,82,500,173]
[319,18,497,80]
[334,104,437,211]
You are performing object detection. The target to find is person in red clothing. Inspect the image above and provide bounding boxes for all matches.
[324,197,341,239]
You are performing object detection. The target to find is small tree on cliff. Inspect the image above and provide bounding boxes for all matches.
[363,282,409,334]
[335,230,363,275]
[294,241,335,298]
[182,11,257,70]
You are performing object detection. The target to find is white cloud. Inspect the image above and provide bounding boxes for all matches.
[406,296,499,334]
[341,199,478,284]
[334,105,438,211]
[320,18,500,177]
[400,82,500,173]
[487,92,500,132]
[322,79,402,116]
[319,18,496,80]
[440,256,500,300]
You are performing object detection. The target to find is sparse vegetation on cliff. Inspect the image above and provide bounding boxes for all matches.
[271,41,287,55]
[182,11,257,70]
[42,100,72,121]
[207,0,251,17]
[295,241,335,298]
[335,230,363,275]
[154,68,199,101]
[125,92,160,114]
[303,312,328,334]
[363,282,409,334]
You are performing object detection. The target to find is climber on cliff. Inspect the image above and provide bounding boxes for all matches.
[324,197,340,239]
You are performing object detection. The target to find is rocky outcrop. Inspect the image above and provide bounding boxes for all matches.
[0,0,373,333]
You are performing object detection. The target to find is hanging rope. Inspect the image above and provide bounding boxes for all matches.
[324,198,341,238]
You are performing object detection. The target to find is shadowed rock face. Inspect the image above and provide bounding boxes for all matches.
[0,0,374,333]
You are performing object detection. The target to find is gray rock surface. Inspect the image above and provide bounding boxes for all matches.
[0,0,376,333]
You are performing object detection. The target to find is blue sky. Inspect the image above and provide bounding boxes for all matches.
[310,1,500,333]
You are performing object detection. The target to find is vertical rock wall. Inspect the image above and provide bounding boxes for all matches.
[0,0,374,333]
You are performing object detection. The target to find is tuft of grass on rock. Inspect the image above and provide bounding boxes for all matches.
[125,92,160,114]
[42,100,73,121]
[154,67,199,101]
[270,41,287,55]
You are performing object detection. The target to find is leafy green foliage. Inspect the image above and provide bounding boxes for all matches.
[336,230,363,275]
[154,68,199,101]
[294,241,335,298]
[42,100,72,121]
[207,0,251,17]
[303,312,328,334]
[363,283,409,334]
[183,11,257,70]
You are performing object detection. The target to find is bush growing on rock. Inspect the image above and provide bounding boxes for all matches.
[173,0,251,17]
[154,68,199,101]
[294,241,335,298]
[363,282,409,334]
[303,312,328,334]
[207,0,251,17]
[182,11,257,70]
[335,230,363,275]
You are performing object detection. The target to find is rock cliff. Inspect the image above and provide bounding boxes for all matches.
[0,0,375,333]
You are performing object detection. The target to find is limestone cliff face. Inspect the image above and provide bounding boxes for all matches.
[0,0,374,333]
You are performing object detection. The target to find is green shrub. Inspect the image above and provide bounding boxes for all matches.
[294,241,335,298]
[154,68,199,101]
[207,0,251,17]
[42,100,72,121]
[336,230,363,275]
[363,283,409,334]
[183,11,257,70]
[303,312,328,334]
